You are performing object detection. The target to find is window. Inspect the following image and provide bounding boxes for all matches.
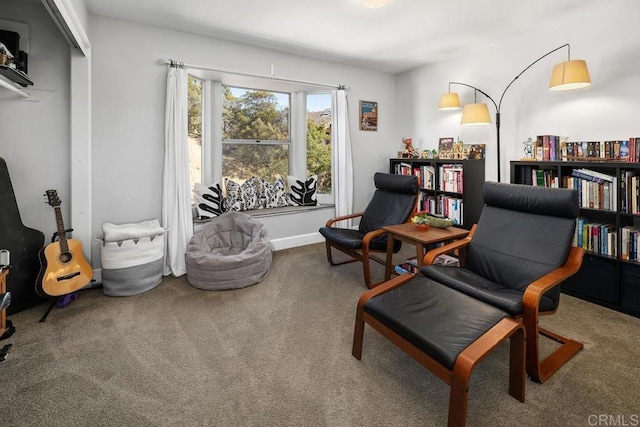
[187,80,334,206]
[222,87,290,182]
[188,77,203,201]
[306,93,332,195]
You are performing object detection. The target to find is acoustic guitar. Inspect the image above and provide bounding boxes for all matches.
[36,190,92,297]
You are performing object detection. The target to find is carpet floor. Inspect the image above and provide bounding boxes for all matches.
[2,243,639,426]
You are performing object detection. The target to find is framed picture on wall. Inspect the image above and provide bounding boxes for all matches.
[359,100,378,131]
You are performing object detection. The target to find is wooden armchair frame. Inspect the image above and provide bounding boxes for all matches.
[423,225,585,384]
[324,209,415,289]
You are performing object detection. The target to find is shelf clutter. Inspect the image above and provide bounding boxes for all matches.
[511,160,640,319]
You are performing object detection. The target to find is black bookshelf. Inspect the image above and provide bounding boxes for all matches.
[511,160,640,318]
[390,158,485,230]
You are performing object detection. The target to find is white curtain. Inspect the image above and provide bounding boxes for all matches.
[331,88,354,228]
[162,64,193,276]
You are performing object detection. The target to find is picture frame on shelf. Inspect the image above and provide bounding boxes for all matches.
[465,144,486,160]
[438,137,454,159]
[359,100,377,131]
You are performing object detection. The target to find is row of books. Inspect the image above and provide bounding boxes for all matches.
[417,194,463,225]
[439,164,464,193]
[393,163,437,190]
[565,177,617,211]
[563,139,640,162]
[568,168,618,211]
[531,169,560,188]
[533,136,640,162]
[394,162,464,193]
[621,226,640,262]
[574,220,640,261]
[530,168,619,211]
[621,171,640,214]
[575,218,617,257]
[534,135,564,162]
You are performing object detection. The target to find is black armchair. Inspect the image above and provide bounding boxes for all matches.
[352,182,584,425]
[319,172,419,288]
[420,182,585,383]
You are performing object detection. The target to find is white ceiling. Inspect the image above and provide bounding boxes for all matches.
[84,0,614,74]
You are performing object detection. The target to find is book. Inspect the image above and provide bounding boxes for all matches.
[620,140,630,161]
[572,168,615,183]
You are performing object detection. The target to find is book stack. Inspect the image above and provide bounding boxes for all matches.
[535,135,563,161]
[418,193,436,213]
[412,165,435,190]
[563,139,640,161]
[574,218,616,257]
[531,169,559,187]
[438,164,464,193]
[394,162,412,175]
[436,195,463,225]
[621,171,640,214]
[564,168,617,211]
[620,226,640,261]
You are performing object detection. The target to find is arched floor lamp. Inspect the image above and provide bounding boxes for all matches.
[439,44,591,182]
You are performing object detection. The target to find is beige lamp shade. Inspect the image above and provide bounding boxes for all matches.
[361,0,389,8]
[549,59,591,91]
[461,103,491,125]
[438,92,461,110]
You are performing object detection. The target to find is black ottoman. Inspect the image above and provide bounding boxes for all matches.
[353,274,525,427]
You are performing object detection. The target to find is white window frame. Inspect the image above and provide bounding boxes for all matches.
[196,79,334,205]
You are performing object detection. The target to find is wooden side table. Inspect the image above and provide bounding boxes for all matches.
[382,223,469,280]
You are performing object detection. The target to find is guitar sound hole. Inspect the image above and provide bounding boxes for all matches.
[58,252,72,263]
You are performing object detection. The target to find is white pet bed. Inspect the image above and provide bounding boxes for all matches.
[99,219,166,296]
[186,211,272,290]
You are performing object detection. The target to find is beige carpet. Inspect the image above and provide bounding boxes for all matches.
[2,243,639,426]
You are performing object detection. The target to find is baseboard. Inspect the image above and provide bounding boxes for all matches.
[270,232,324,251]
[90,234,322,284]
[89,268,102,287]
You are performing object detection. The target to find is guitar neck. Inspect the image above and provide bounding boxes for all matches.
[54,206,69,253]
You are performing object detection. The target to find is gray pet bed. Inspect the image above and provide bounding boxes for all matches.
[186,211,272,290]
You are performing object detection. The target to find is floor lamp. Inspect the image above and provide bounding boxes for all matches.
[439,44,591,182]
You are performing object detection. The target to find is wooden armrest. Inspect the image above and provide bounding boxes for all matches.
[362,228,388,249]
[356,273,414,312]
[422,224,476,265]
[522,246,584,313]
[325,212,364,227]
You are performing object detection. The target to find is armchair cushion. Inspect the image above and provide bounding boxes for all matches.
[420,265,557,316]
[364,276,508,370]
[461,183,578,310]
[358,173,420,235]
[319,227,401,253]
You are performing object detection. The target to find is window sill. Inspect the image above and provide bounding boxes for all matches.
[193,204,335,223]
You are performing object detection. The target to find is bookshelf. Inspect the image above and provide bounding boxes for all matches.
[390,158,485,230]
[511,160,640,318]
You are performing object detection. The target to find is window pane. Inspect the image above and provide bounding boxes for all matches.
[223,87,289,141]
[188,77,203,202]
[307,93,332,194]
[222,144,289,182]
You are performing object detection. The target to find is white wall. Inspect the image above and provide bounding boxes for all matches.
[89,15,396,263]
[0,1,71,241]
[394,0,640,183]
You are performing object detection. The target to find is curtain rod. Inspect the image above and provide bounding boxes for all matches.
[158,59,346,90]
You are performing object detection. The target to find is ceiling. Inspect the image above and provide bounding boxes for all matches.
[84,0,614,74]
